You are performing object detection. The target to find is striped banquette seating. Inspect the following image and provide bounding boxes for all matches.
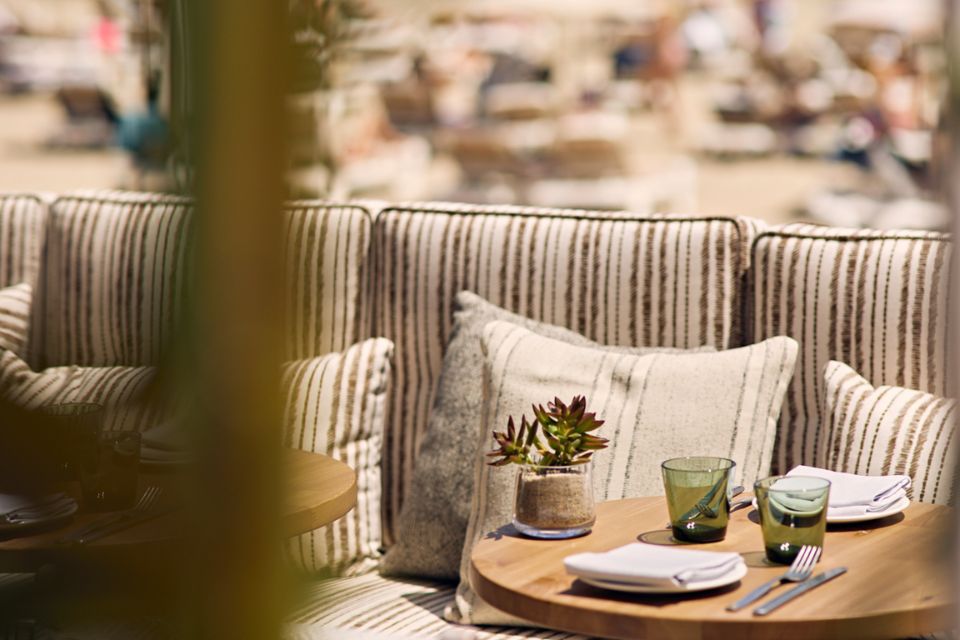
[0,192,950,639]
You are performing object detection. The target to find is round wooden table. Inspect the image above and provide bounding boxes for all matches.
[0,449,356,569]
[284,449,357,533]
[471,497,954,639]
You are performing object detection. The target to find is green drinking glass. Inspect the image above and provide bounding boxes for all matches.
[755,475,830,564]
[661,456,736,543]
[39,402,104,480]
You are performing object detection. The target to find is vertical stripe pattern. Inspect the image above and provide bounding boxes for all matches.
[824,360,955,505]
[371,203,757,543]
[38,192,193,368]
[0,194,45,289]
[0,194,46,296]
[453,322,797,625]
[284,201,374,360]
[36,192,373,367]
[749,224,951,472]
[282,338,393,576]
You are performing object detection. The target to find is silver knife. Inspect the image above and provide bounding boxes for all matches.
[76,507,176,545]
[753,567,848,616]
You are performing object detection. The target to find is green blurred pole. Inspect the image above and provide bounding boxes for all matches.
[184,0,289,636]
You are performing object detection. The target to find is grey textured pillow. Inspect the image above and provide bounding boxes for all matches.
[449,322,798,625]
[381,291,711,580]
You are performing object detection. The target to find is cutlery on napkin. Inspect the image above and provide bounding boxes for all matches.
[786,466,910,517]
[564,543,744,589]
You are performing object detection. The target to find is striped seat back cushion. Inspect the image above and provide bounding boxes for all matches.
[284,201,373,361]
[750,224,951,472]
[371,203,759,543]
[35,192,193,368]
[35,192,372,367]
[0,194,46,290]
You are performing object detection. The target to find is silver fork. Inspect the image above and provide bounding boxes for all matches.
[59,486,162,544]
[726,545,821,612]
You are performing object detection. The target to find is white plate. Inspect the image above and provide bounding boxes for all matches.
[0,495,78,536]
[578,562,747,594]
[827,495,911,523]
[749,496,911,524]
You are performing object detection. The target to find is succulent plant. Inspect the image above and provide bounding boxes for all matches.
[487,395,608,468]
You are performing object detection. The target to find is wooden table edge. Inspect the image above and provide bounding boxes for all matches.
[0,450,360,569]
[283,453,358,536]
[469,497,956,640]
[470,559,955,640]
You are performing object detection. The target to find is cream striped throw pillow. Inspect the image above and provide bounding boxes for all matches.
[449,322,798,626]
[824,361,955,505]
[0,284,159,429]
[282,338,394,576]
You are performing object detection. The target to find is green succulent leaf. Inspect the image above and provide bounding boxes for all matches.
[489,394,608,468]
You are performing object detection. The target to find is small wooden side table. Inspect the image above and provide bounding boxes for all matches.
[0,449,357,569]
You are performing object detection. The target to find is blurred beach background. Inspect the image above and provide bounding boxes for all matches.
[0,0,946,228]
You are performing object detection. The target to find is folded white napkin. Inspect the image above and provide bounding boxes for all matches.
[564,543,744,588]
[787,465,910,517]
[141,420,189,452]
[140,447,192,463]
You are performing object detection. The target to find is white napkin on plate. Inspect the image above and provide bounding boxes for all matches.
[787,465,910,517]
[564,543,744,588]
[141,420,192,463]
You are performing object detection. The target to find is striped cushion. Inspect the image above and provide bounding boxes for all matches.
[36,192,193,368]
[0,283,31,355]
[0,276,157,427]
[824,360,955,505]
[452,322,797,625]
[36,192,372,367]
[0,357,160,434]
[290,573,589,639]
[283,338,393,576]
[371,203,758,543]
[749,224,951,472]
[284,201,374,361]
[0,194,46,290]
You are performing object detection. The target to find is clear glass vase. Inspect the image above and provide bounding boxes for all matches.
[513,464,595,539]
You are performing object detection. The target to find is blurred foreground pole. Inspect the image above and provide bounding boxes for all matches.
[184,0,289,636]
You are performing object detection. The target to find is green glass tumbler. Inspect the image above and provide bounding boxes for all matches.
[661,456,736,543]
[39,402,104,480]
[755,475,830,564]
